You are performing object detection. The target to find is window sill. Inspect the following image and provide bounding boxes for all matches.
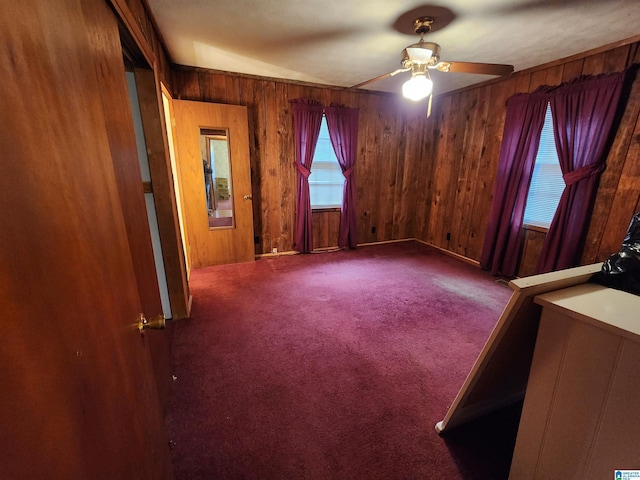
[312,207,341,213]
[523,223,549,234]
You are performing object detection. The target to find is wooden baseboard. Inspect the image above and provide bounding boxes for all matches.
[356,238,415,247]
[255,250,299,259]
[254,239,480,265]
[256,238,415,258]
[412,239,480,267]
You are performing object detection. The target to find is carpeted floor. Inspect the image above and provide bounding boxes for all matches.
[166,241,520,479]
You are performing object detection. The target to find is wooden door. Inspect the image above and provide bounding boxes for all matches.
[160,86,192,280]
[0,1,172,478]
[172,100,255,268]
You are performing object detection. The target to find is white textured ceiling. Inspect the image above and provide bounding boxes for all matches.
[146,0,640,96]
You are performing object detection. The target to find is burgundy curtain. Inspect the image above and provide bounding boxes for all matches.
[291,99,324,253]
[480,90,548,277]
[536,71,627,273]
[325,104,360,248]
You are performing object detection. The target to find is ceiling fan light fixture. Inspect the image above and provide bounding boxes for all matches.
[402,41,441,68]
[351,14,513,97]
[405,45,433,64]
[402,73,433,101]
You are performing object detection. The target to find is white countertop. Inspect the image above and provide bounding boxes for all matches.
[535,282,640,342]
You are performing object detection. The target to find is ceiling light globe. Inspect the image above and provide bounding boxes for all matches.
[402,74,433,101]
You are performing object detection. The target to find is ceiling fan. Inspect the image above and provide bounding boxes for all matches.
[352,16,514,110]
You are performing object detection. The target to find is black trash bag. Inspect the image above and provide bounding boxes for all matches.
[591,212,640,296]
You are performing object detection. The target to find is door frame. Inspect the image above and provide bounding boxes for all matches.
[134,69,191,319]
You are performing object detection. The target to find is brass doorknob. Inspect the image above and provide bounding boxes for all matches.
[138,313,166,334]
[243,194,252,200]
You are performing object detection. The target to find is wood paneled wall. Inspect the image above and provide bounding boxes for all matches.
[172,67,434,254]
[424,41,640,272]
[171,38,640,268]
[172,39,640,266]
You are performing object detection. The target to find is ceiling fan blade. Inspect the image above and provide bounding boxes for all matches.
[351,68,410,89]
[434,61,514,76]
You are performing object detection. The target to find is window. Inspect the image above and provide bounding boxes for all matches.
[309,117,344,209]
[523,104,565,229]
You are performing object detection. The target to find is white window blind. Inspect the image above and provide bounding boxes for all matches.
[523,104,565,229]
[309,117,344,209]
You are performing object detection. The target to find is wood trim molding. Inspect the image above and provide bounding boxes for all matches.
[172,64,398,98]
[513,33,640,79]
[413,238,481,267]
[523,223,548,234]
[107,0,156,67]
[311,207,341,213]
[140,0,174,64]
[135,67,190,319]
[439,33,640,99]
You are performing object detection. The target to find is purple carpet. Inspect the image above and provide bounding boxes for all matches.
[166,241,518,479]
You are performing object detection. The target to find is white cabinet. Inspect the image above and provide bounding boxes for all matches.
[510,283,640,479]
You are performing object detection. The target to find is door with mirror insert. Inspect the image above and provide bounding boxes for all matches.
[172,100,254,268]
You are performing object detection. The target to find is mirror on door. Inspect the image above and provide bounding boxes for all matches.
[200,128,234,229]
